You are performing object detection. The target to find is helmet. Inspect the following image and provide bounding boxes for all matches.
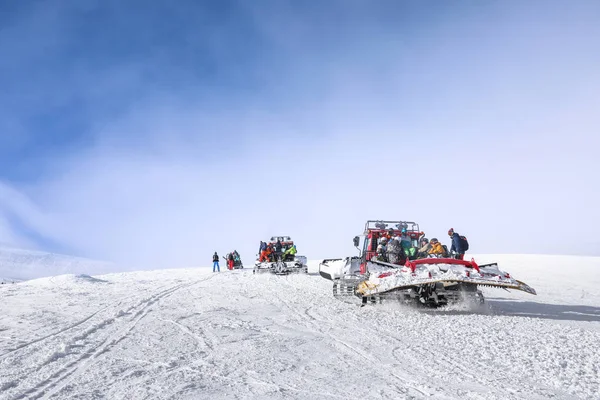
[431,238,439,244]
[380,237,388,243]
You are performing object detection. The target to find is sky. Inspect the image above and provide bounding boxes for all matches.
[0,0,599,270]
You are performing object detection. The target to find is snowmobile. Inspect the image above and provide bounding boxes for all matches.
[254,236,308,275]
[319,220,536,307]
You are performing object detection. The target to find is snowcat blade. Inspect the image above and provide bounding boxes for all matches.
[356,276,536,297]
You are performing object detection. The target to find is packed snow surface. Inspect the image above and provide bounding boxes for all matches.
[0,254,599,399]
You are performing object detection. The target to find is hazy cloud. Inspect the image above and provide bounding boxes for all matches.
[0,0,599,270]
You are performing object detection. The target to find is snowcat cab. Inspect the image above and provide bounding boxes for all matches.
[319,220,423,282]
[357,220,422,270]
[253,235,308,275]
[319,220,537,308]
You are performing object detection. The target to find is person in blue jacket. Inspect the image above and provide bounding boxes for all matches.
[448,228,465,260]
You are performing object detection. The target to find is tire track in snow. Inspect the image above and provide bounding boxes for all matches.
[159,318,214,352]
[286,275,507,397]
[357,307,563,400]
[318,302,567,400]
[5,275,215,400]
[0,283,173,359]
[0,306,111,359]
[308,301,513,398]
[146,276,356,400]
[267,277,431,398]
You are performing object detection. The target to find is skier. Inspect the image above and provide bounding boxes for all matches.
[212,252,220,272]
[448,228,466,260]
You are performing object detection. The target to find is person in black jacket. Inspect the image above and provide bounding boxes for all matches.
[275,239,283,261]
[212,252,220,272]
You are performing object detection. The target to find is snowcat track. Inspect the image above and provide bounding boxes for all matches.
[356,286,485,308]
[331,276,487,308]
[332,277,369,305]
[253,262,308,275]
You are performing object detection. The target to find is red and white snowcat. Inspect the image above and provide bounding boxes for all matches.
[319,220,536,307]
[254,236,308,275]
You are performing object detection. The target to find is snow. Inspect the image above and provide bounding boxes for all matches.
[0,245,114,282]
[0,254,599,399]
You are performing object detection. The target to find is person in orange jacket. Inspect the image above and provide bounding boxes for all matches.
[259,246,272,262]
[428,238,446,256]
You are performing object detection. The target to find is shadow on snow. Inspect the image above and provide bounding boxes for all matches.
[419,298,600,322]
[486,298,600,322]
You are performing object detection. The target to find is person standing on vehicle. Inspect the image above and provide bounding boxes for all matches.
[275,239,283,260]
[213,252,220,272]
[448,228,466,260]
[386,238,406,265]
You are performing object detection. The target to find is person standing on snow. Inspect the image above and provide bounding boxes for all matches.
[227,252,234,270]
[448,228,466,260]
[212,252,220,272]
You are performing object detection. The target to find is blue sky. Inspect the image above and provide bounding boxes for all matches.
[1,0,599,269]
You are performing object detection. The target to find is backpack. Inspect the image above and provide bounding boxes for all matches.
[460,236,469,251]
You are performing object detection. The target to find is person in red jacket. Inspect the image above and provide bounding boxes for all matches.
[227,253,234,270]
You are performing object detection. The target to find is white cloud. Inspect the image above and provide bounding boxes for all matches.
[1,0,599,270]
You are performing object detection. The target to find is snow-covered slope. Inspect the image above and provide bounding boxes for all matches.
[0,254,599,399]
[0,245,113,282]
